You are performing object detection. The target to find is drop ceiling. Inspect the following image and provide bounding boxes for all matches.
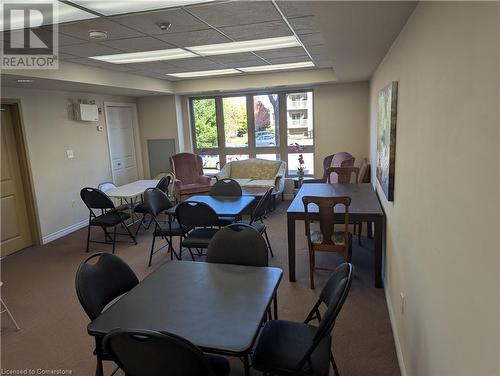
[1,0,417,84]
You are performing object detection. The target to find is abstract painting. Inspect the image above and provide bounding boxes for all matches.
[376,81,398,201]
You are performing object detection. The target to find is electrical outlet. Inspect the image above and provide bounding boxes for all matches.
[400,292,405,315]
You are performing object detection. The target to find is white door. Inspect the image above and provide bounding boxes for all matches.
[1,105,33,256]
[105,104,139,186]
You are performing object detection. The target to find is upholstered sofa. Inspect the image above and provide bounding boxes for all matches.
[215,158,287,196]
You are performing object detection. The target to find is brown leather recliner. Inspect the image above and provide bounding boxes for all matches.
[170,153,212,202]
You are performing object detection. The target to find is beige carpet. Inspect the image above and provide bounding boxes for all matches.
[1,201,400,375]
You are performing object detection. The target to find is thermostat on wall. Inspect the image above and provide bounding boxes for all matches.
[74,103,99,122]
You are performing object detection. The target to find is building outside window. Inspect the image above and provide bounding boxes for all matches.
[190,90,314,176]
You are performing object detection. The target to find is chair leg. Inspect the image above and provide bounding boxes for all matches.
[111,226,117,254]
[331,351,340,376]
[86,224,91,252]
[1,299,20,330]
[95,353,104,376]
[146,217,154,229]
[187,248,195,261]
[149,235,156,267]
[309,249,315,289]
[135,213,147,236]
[273,292,278,319]
[122,220,137,245]
[263,229,274,258]
[358,222,362,246]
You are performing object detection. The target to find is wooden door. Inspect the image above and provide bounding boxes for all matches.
[105,104,139,186]
[1,105,33,256]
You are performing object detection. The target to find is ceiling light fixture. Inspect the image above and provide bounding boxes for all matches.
[158,22,171,31]
[167,69,241,78]
[67,0,214,16]
[187,36,300,56]
[239,61,315,73]
[89,48,197,64]
[88,30,108,40]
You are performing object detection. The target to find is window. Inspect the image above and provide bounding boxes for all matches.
[190,90,314,176]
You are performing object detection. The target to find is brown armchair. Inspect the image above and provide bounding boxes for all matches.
[303,152,356,184]
[170,153,212,202]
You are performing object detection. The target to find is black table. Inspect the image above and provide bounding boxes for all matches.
[88,261,282,375]
[168,195,255,217]
[287,183,385,287]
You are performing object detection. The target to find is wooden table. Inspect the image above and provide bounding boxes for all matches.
[168,195,255,217]
[287,183,385,287]
[88,261,282,375]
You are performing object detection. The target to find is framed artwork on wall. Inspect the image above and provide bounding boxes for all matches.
[376,81,398,201]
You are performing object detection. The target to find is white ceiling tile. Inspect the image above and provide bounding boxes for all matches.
[156,29,230,47]
[210,53,263,65]
[111,8,209,35]
[189,1,281,27]
[219,21,291,41]
[230,59,270,68]
[100,36,174,52]
[28,28,88,46]
[56,18,145,41]
[266,56,311,65]
[171,58,225,70]
[132,70,173,80]
[125,61,189,74]
[257,47,307,60]
[275,1,315,19]
[299,33,324,47]
[68,1,215,16]
[61,43,122,57]
[287,16,320,34]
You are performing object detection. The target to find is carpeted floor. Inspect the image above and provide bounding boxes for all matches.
[1,201,400,375]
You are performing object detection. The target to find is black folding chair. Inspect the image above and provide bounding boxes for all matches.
[252,263,354,376]
[103,329,230,376]
[207,223,268,267]
[75,253,139,376]
[144,188,188,266]
[238,187,274,257]
[175,201,220,261]
[210,178,242,225]
[134,176,172,235]
[80,187,137,253]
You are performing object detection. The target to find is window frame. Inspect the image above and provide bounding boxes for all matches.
[189,89,315,177]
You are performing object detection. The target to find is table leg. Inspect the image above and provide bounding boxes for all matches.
[367,221,373,239]
[287,215,296,282]
[273,292,278,319]
[374,217,383,288]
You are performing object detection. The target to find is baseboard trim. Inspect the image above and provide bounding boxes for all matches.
[385,285,408,376]
[42,219,88,244]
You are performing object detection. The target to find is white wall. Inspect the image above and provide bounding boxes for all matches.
[136,95,179,178]
[369,2,500,375]
[2,87,136,243]
[314,82,369,176]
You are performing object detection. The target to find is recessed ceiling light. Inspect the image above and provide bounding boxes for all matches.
[0,2,97,31]
[167,69,241,78]
[17,79,34,83]
[89,48,197,64]
[89,30,108,40]
[68,0,214,16]
[187,36,300,56]
[239,61,315,73]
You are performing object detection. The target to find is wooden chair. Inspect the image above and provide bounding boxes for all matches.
[326,166,360,184]
[302,196,352,289]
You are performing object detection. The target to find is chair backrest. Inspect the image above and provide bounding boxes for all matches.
[327,152,355,183]
[358,158,370,183]
[98,182,116,193]
[299,263,353,369]
[175,201,220,228]
[250,188,274,223]
[103,329,217,376]
[156,175,171,194]
[170,153,204,185]
[144,188,173,216]
[302,196,351,253]
[326,167,360,184]
[80,187,115,215]
[206,223,268,267]
[210,178,242,197]
[75,253,139,320]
